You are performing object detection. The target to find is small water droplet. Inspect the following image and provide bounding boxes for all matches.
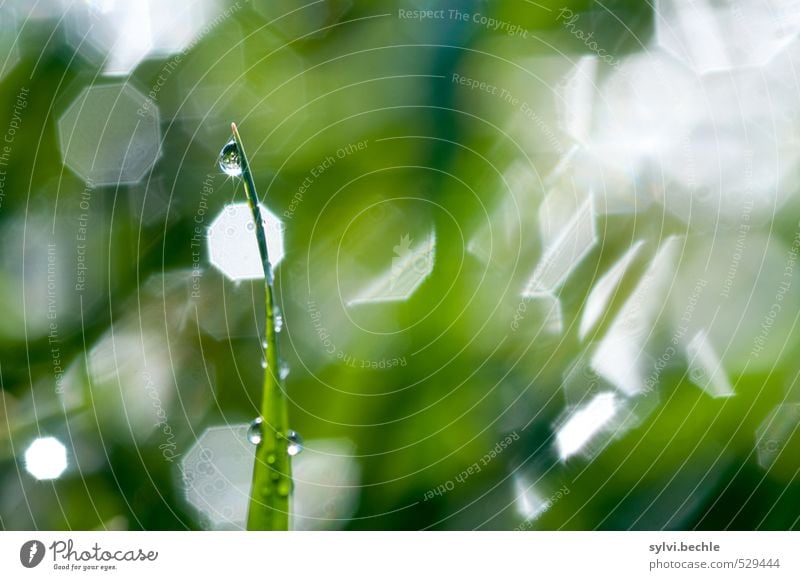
[279,361,290,380]
[277,482,291,497]
[266,453,276,465]
[219,140,242,177]
[261,358,267,369]
[270,470,280,481]
[274,306,283,333]
[287,430,303,456]
[247,417,263,445]
[262,340,268,350]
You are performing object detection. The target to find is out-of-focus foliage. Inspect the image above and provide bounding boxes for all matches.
[1,0,799,531]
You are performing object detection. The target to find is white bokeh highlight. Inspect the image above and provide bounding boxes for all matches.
[513,474,551,522]
[523,195,596,297]
[655,0,800,74]
[558,47,800,225]
[62,0,221,76]
[181,424,254,530]
[207,202,285,281]
[669,234,800,373]
[579,240,645,340]
[181,424,360,530]
[24,437,68,480]
[292,438,361,531]
[686,329,735,398]
[555,392,621,461]
[591,237,681,397]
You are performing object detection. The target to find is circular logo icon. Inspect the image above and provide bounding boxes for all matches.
[20,540,45,568]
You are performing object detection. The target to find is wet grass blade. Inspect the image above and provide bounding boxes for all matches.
[228,122,292,531]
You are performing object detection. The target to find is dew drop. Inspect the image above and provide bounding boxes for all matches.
[279,361,290,380]
[247,417,263,445]
[273,306,284,333]
[266,453,276,465]
[261,340,268,350]
[218,140,242,177]
[287,430,303,456]
[261,358,267,369]
[277,482,291,497]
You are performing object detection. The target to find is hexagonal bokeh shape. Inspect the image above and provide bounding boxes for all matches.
[181,424,255,530]
[207,202,285,281]
[58,83,161,185]
[24,436,68,480]
[180,427,360,531]
[292,438,361,531]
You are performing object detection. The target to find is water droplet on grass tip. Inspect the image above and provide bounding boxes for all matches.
[219,140,242,177]
[247,418,263,445]
[279,362,290,380]
[287,430,303,456]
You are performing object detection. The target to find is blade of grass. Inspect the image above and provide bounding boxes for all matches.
[229,122,292,531]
